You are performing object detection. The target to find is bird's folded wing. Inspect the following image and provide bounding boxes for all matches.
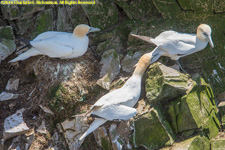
[91,104,137,121]
[30,39,73,58]
[33,31,68,41]
[158,39,195,55]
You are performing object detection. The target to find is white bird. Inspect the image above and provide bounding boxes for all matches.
[131,24,214,73]
[79,52,153,141]
[9,24,100,62]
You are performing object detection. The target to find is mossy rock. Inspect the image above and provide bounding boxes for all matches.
[114,0,161,21]
[178,0,213,14]
[1,5,45,20]
[218,101,225,126]
[145,62,190,105]
[211,137,225,150]
[57,5,88,32]
[0,26,15,40]
[30,9,54,39]
[162,98,181,134]
[101,137,112,150]
[213,0,225,13]
[132,105,175,149]
[15,16,36,36]
[0,26,16,61]
[176,75,219,139]
[160,134,210,150]
[81,0,118,30]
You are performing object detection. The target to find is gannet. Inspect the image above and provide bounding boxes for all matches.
[131,24,214,73]
[79,52,153,141]
[9,24,100,62]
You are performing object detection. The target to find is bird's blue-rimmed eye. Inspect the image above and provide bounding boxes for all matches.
[203,32,208,36]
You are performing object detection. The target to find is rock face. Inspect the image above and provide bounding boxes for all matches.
[57,116,89,150]
[132,105,175,149]
[130,65,219,150]
[0,26,16,62]
[145,63,190,104]
[81,0,118,30]
[57,5,88,32]
[161,134,210,150]
[121,50,145,73]
[175,75,219,139]
[0,1,224,150]
[211,136,225,150]
[97,49,121,90]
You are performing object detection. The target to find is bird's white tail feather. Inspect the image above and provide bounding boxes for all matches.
[9,48,41,63]
[79,118,107,141]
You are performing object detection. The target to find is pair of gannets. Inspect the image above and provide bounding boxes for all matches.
[131,24,214,72]
[9,24,100,62]
[79,52,153,141]
[79,24,214,141]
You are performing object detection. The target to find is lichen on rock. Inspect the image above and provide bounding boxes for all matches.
[0,26,16,62]
[132,105,175,149]
[145,62,190,104]
[81,0,119,30]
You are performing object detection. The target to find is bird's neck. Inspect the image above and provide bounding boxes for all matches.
[195,37,208,51]
[133,63,148,78]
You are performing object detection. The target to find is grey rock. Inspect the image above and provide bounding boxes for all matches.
[109,124,122,150]
[97,49,121,90]
[121,51,145,73]
[1,5,45,20]
[39,105,54,115]
[29,8,54,39]
[131,105,175,149]
[6,78,20,91]
[0,92,19,101]
[36,120,47,134]
[93,126,111,149]
[81,0,118,30]
[3,108,31,141]
[57,116,89,150]
[57,5,88,32]
[0,26,16,63]
[145,62,190,104]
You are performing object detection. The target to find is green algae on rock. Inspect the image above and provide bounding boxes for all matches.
[176,75,219,139]
[211,136,225,150]
[132,105,175,149]
[0,26,16,61]
[1,5,45,20]
[218,101,225,127]
[114,0,160,21]
[160,134,210,150]
[30,9,54,39]
[81,0,118,30]
[57,5,88,32]
[145,62,190,104]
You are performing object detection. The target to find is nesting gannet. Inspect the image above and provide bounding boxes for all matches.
[9,24,100,62]
[131,24,214,73]
[79,52,153,141]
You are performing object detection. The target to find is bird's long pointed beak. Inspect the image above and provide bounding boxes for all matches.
[207,35,214,48]
[89,27,101,33]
